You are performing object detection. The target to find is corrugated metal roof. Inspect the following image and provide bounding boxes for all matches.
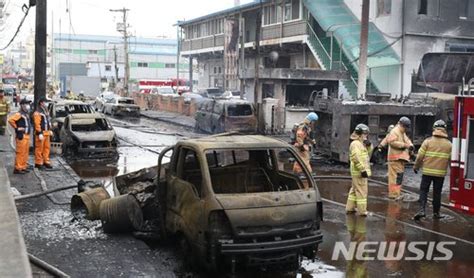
[178,0,268,26]
[53,33,177,46]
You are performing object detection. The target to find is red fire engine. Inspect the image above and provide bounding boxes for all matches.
[449,83,474,214]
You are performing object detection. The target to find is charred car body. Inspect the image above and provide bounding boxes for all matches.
[155,135,323,271]
[195,99,257,133]
[60,113,118,159]
[48,100,95,142]
[103,96,140,117]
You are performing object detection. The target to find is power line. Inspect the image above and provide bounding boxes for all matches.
[0,3,31,51]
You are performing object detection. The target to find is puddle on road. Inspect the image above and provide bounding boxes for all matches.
[20,209,106,241]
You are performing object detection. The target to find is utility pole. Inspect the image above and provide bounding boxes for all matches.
[110,7,130,95]
[113,44,119,88]
[34,0,47,108]
[357,0,370,100]
[176,22,180,93]
[239,14,245,98]
[254,0,262,131]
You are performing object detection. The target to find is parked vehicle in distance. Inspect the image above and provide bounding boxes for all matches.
[199,87,224,98]
[2,85,15,96]
[151,86,176,96]
[60,113,118,158]
[154,134,323,271]
[48,100,95,141]
[102,96,140,117]
[195,99,257,133]
[181,92,204,104]
[94,91,115,112]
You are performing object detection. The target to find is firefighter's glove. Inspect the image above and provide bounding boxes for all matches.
[361,171,368,178]
[39,134,44,141]
[413,168,418,174]
[363,140,371,147]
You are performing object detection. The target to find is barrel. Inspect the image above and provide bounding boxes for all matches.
[99,194,143,234]
[71,187,110,220]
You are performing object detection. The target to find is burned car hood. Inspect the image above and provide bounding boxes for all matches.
[215,191,317,237]
[71,130,116,142]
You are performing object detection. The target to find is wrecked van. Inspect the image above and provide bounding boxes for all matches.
[194,99,257,133]
[156,134,323,271]
[60,114,118,158]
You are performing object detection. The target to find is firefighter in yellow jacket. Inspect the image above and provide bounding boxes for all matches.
[0,89,10,135]
[8,99,31,174]
[386,117,413,200]
[293,112,318,173]
[346,124,372,216]
[413,120,452,220]
[33,97,53,169]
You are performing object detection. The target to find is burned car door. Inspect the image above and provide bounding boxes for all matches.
[211,101,224,132]
[167,147,206,242]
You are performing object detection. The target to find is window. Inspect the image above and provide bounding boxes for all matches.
[467,120,474,179]
[88,49,98,55]
[418,0,428,15]
[177,148,203,197]
[165,63,175,68]
[460,0,474,19]
[284,0,300,21]
[263,4,282,26]
[377,0,392,16]
[207,148,312,194]
[137,62,148,68]
[105,65,112,71]
[226,104,253,116]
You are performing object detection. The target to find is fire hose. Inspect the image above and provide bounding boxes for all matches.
[28,253,69,277]
[14,184,77,201]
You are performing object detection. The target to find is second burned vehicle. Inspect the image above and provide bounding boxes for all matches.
[60,113,118,158]
[102,96,140,117]
[194,99,257,133]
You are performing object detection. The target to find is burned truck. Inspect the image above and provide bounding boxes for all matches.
[156,135,323,270]
[312,95,439,163]
[115,134,323,271]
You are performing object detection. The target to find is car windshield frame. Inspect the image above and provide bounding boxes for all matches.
[203,147,314,195]
[226,103,254,117]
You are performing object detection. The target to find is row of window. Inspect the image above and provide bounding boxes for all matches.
[137,62,176,68]
[377,0,474,19]
[263,0,301,26]
[184,0,301,40]
[185,18,225,40]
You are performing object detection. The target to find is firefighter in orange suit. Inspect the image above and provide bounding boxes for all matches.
[346,124,372,216]
[33,97,53,169]
[8,99,31,174]
[386,117,413,200]
[0,89,11,135]
[413,120,452,220]
[293,112,318,173]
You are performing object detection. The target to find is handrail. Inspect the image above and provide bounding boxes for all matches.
[306,22,331,62]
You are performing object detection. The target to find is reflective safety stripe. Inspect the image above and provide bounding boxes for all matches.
[424,151,450,159]
[356,198,367,204]
[451,137,459,161]
[423,167,447,176]
[419,148,426,155]
[348,195,356,201]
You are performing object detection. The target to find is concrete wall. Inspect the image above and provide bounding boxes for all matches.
[132,93,198,116]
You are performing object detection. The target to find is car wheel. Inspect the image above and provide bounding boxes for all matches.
[179,236,197,271]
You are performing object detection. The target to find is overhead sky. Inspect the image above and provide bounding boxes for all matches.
[1,0,254,48]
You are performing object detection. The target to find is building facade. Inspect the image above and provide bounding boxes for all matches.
[52,34,188,88]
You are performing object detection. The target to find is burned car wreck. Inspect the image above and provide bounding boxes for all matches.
[116,135,324,272]
[103,96,140,117]
[60,113,118,158]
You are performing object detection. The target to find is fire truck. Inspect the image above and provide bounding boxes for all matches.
[449,78,474,214]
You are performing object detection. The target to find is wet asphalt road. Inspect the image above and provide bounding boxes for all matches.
[15,115,474,277]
